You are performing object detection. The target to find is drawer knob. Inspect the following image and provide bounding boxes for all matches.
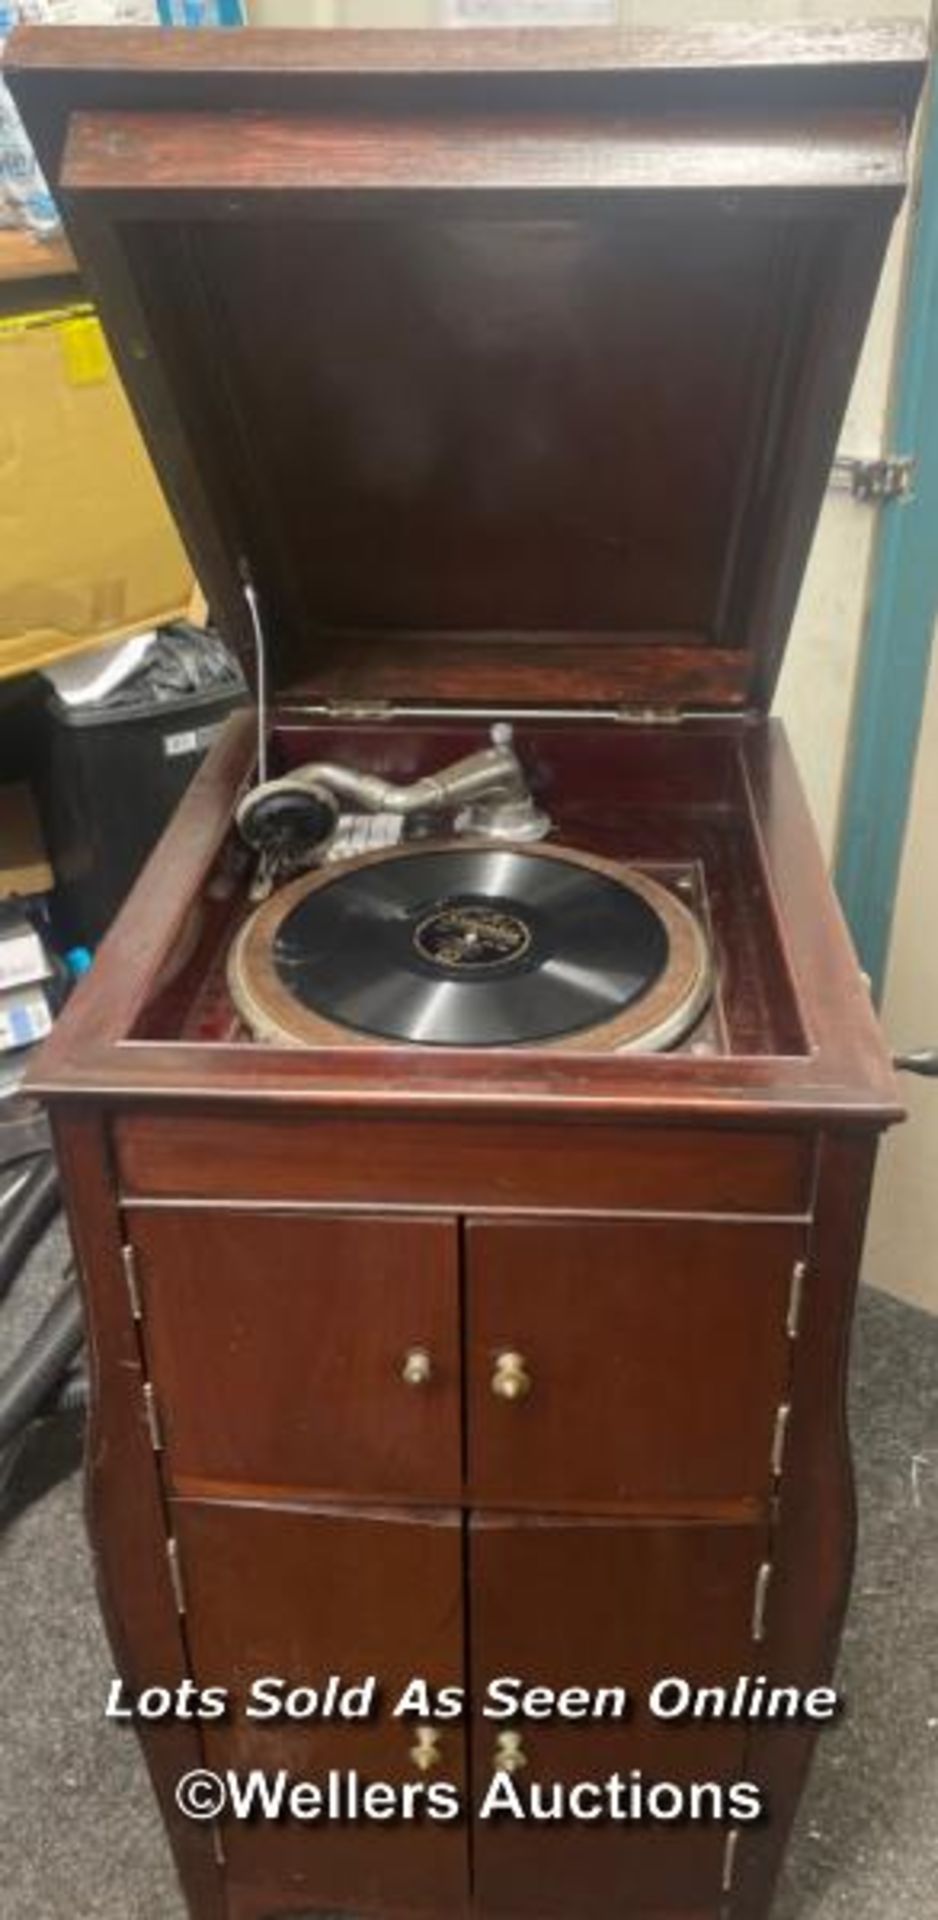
[410,1726,442,1772]
[491,1350,531,1402]
[494,1730,527,1775]
[401,1346,433,1388]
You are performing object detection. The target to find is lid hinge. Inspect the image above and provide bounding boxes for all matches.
[830,453,914,503]
[319,699,396,722]
[613,705,687,726]
[291,700,752,727]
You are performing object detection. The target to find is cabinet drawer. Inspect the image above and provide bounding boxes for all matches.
[467,1218,804,1511]
[130,1209,461,1501]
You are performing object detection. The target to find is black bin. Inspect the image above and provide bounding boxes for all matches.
[38,625,246,949]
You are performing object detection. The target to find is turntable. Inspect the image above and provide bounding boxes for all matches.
[9,22,924,1920]
[227,726,713,1052]
[228,838,711,1053]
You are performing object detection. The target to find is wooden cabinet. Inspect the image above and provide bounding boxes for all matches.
[15,23,921,1920]
[110,1195,809,1919]
[50,1061,880,1920]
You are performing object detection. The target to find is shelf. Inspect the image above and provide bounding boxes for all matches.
[0,230,77,285]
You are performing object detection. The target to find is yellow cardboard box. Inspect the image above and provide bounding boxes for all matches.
[0,303,193,680]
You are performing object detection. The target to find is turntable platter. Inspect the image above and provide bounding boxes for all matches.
[229,843,711,1052]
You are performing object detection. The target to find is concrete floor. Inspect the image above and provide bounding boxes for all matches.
[1,1224,936,1919]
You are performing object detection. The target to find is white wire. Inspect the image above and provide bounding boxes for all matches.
[242,579,268,785]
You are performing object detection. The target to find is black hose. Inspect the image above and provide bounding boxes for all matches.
[0,1154,61,1304]
[0,1282,85,1451]
[55,1362,89,1414]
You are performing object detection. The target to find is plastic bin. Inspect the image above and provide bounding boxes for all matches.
[38,625,246,948]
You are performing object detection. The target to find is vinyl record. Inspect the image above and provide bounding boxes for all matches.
[229,842,711,1052]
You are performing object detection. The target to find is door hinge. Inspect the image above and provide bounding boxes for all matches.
[166,1536,186,1616]
[770,1402,792,1480]
[722,1827,740,1895]
[830,453,914,503]
[752,1560,773,1642]
[786,1258,807,1339]
[142,1381,163,1453]
[121,1242,143,1321]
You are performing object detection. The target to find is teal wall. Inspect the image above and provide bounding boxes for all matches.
[836,70,938,999]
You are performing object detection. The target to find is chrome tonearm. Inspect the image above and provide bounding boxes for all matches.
[236,722,552,867]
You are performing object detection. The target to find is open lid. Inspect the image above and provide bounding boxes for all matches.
[8,23,926,713]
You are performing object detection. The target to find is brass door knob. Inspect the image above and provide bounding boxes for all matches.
[401,1346,433,1387]
[493,1730,527,1775]
[491,1350,531,1402]
[410,1726,442,1772]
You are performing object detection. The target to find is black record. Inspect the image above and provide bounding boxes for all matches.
[272,847,669,1048]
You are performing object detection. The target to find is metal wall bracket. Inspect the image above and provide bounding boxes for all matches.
[830,453,915,503]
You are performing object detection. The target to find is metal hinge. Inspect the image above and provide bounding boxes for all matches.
[722,1828,740,1896]
[830,453,914,503]
[142,1382,163,1453]
[289,699,749,727]
[166,1536,186,1616]
[787,1258,807,1339]
[771,1403,792,1480]
[752,1560,773,1642]
[121,1242,142,1321]
[321,699,395,722]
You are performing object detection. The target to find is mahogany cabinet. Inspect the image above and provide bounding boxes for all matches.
[49,1105,879,1920]
[8,19,926,1920]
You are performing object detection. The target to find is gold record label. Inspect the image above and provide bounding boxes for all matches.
[412,901,532,971]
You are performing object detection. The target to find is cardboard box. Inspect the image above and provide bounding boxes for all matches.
[0,303,193,679]
[0,782,52,899]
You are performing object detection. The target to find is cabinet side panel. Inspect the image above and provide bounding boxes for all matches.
[732,1129,879,1916]
[51,1107,226,1920]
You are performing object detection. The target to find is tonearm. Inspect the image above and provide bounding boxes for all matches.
[236,723,552,883]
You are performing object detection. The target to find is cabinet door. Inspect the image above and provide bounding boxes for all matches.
[467,1217,802,1509]
[176,1499,468,1913]
[470,1515,766,1916]
[131,1209,461,1501]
